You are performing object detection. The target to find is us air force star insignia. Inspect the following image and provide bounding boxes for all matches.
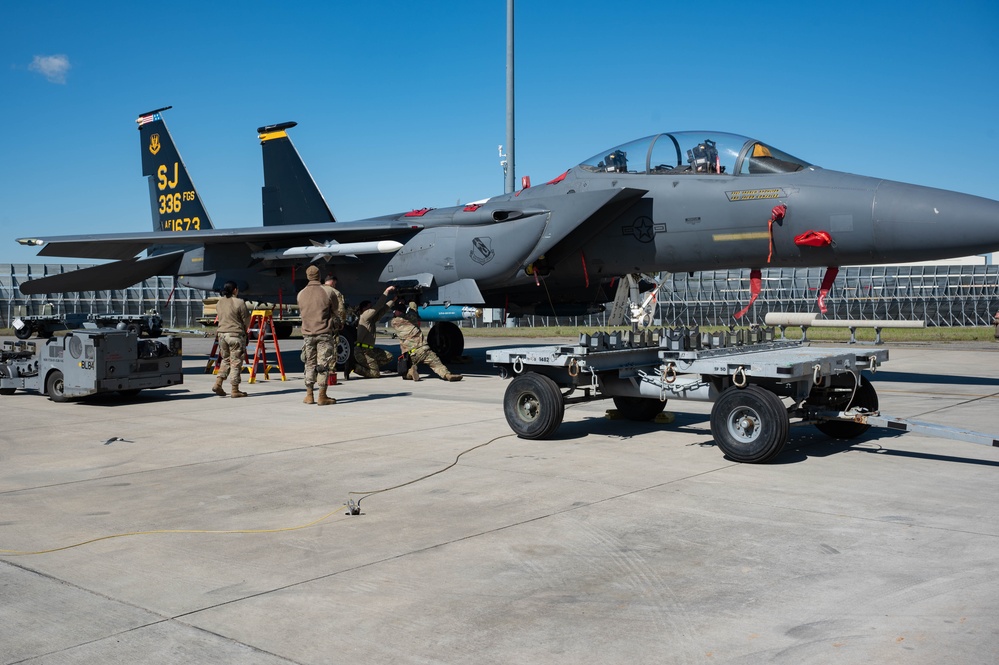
[622,216,661,243]
[149,134,161,156]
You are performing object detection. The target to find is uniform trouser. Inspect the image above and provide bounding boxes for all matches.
[303,332,334,388]
[353,346,395,378]
[217,332,246,387]
[408,345,450,378]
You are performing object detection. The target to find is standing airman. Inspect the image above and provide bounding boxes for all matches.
[297,265,337,405]
[212,280,250,398]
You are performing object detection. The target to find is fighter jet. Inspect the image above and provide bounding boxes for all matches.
[17,108,999,354]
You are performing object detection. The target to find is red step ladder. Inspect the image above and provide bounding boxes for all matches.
[247,309,287,383]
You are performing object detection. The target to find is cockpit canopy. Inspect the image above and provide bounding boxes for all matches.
[578,132,809,176]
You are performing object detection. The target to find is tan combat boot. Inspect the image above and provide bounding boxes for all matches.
[231,386,248,398]
[303,386,315,404]
[316,386,336,405]
[444,373,463,382]
[212,376,227,396]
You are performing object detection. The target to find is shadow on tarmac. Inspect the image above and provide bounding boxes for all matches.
[543,408,998,468]
[872,370,999,387]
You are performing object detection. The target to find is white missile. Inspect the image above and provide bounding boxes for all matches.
[251,240,403,261]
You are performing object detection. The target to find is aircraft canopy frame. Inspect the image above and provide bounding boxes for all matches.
[577,132,810,177]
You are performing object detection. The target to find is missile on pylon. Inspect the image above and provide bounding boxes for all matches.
[250,240,403,262]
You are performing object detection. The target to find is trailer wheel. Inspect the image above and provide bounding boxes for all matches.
[612,396,667,421]
[504,372,565,440]
[125,323,141,336]
[710,385,789,463]
[46,370,68,403]
[14,325,33,340]
[428,321,464,361]
[813,375,878,440]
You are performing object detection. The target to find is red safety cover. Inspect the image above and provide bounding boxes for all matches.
[794,230,832,247]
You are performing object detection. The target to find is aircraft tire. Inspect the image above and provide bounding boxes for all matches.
[46,370,68,403]
[335,326,357,373]
[503,372,565,440]
[612,396,667,421]
[427,321,464,361]
[812,375,878,440]
[710,385,789,463]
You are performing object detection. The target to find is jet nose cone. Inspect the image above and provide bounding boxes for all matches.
[873,181,999,261]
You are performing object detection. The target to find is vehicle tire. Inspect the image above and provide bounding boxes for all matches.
[612,396,667,421]
[273,322,295,340]
[428,321,464,361]
[709,385,789,463]
[503,372,565,440]
[0,388,16,396]
[125,323,141,336]
[813,375,878,440]
[335,326,357,373]
[14,325,33,340]
[46,370,68,403]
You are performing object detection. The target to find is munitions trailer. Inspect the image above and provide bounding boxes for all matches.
[488,327,998,463]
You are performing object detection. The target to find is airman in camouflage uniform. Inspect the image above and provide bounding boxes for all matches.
[212,280,250,398]
[390,302,462,382]
[297,265,338,405]
[323,275,347,327]
[351,285,397,378]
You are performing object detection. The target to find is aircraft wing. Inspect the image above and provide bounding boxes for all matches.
[17,219,421,260]
[17,251,186,295]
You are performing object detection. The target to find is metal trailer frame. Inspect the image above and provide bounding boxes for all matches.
[12,312,164,340]
[487,328,998,463]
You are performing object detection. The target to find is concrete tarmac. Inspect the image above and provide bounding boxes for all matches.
[1,334,998,664]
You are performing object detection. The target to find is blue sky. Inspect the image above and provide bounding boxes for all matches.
[2,0,997,265]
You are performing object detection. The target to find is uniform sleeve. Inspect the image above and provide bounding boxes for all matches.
[372,293,392,320]
[238,301,251,332]
[335,290,346,322]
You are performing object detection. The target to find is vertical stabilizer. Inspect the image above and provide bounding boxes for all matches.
[258,122,337,226]
[137,106,214,233]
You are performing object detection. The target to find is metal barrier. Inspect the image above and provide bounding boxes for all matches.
[3,263,997,330]
[1,264,203,329]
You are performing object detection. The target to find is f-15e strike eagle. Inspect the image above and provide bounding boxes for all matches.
[17,106,999,354]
